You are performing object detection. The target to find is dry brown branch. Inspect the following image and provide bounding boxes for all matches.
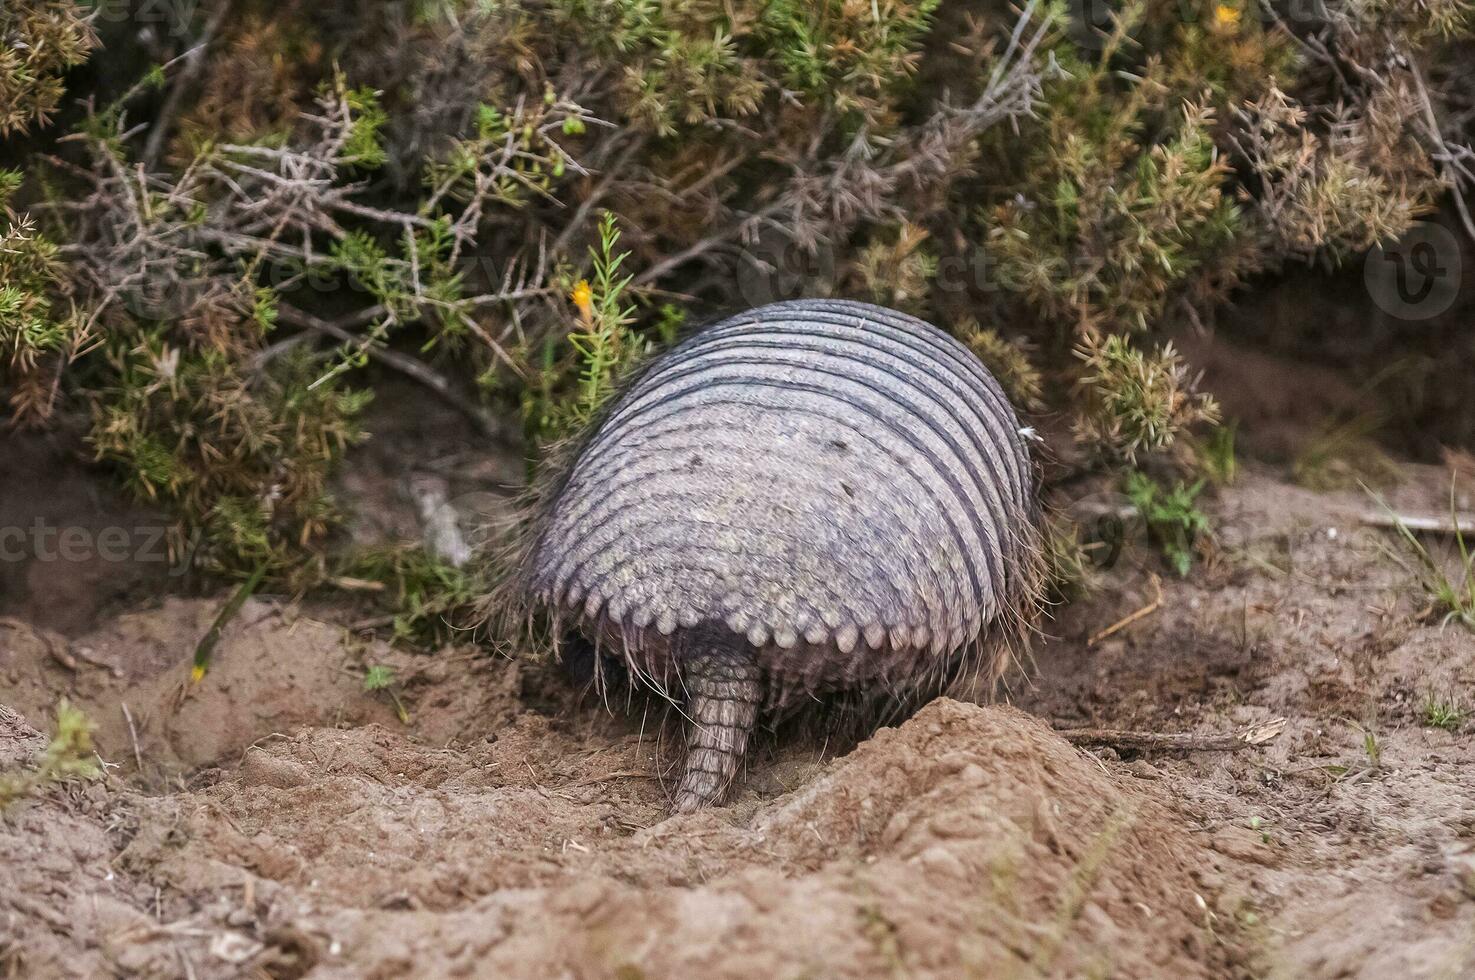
[274,303,513,445]
[1057,717,1288,753]
[1087,575,1164,647]
[142,0,235,167]
[1358,510,1475,535]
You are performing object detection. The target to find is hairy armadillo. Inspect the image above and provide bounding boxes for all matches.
[520,298,1042,812]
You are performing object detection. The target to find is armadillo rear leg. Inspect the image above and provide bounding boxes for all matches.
[672,651,762,813]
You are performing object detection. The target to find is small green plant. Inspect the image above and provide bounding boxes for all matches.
[1193,422,1238,486]
[1075,335,1220,463]
[341,545,483,646]
[1125,471,1210,577]
[1334,718,1385,771]
[1421,693,1464,732]
[1362,726,1382,769]
[568,212,638,424]
[522,211,651,449]
[0,700,100,809]
[341,84,390,169]
[1373,485,1475,631]
[363,665,411,724]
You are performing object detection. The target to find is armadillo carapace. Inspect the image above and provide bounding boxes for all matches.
[524,299,1042,812]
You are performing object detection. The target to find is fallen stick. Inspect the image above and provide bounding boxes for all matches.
[1056,716,1287,753]
[120,702,145,774]
[0,617,75,670]
[1087,574,1163,647]
[1358,511,1475,535]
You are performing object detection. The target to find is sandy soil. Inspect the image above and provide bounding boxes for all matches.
[4,452,1475,976]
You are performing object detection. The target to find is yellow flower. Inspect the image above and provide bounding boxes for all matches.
[190,663,206,683]
[570,279,594,325]
[1214,3,1241,27]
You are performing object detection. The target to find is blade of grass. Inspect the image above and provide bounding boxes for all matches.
[191,561,269,682]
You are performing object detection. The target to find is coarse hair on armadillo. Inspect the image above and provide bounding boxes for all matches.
[485,298,1047,713]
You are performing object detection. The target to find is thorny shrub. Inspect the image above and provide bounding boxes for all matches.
[0,0,1472,625]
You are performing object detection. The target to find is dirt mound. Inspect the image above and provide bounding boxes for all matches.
[3,696,1247,978]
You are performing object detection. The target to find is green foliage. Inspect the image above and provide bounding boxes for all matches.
[342,84,390,169]
[651,303,685,346]
[342,545,483,645]
[0,169,84,424]
[550,0,938,134]
[1361,724,1382,769]
[550,0,765,134]
[570,212,639,420]
[758,0,940,115]
[32,69,587,590]
[1421,693,1465,732]
[1342,0,1475,46]
[0,701,100,810]
[80,67,169,150]
[983,82,1242,335]
[362,664,411,724]
[0,1,97,135]
[1229,86,1438,264]
[1125,471,1209,577]
[311,90,586,392]
[970,0,1461,468]
[854,223,936,315]
[90,338,369,579]
[422,100,579,210]
[523,212,654,448]
[1190,422,1238,486]
[10,0,1473,633]
[978,2,1271,336]
[1075,334,1219,463]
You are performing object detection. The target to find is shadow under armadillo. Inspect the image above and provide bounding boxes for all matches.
[555,625,1023,811]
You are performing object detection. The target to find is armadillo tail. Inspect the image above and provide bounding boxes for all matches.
[673,652,762,813]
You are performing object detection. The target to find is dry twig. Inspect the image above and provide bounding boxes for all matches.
[1087,574,1164,647]
[1057,717,1288,753]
